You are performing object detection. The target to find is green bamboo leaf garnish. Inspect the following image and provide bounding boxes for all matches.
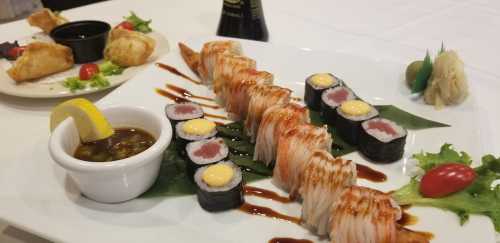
[375,105,449,130]
[411,51,433,93]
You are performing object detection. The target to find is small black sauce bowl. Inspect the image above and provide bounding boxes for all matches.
[50,20,111,64]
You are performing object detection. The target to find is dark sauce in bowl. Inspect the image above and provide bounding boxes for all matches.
[74,127,156,162]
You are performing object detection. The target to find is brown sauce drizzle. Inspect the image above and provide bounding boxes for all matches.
[155,88,221,109]
[156,63,202,85]
[269,238,312,243]
[356,164,387,183]
[204,113,230,120]
[243,186,292,203]
[166,84,214,102]
[397,226,434,242]
[398,205,418,227]
[239,202,301,225]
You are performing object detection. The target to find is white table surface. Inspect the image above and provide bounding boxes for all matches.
[0,0,499,242]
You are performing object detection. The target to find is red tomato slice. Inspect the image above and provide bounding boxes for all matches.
[7,46,26,59]
[116,21,134,31]
[79,63,99,80]
[420,163,476,198]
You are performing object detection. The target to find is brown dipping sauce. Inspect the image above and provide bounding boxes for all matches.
[166,84,214,102]
[156,62,202,85]
[74,127,155,162]
[269,238,312,243]
[243,186,292,203]
[356,163,387,183]
[239,202,301,225]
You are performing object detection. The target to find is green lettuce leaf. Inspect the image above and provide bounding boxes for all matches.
[413,143,471,171]
[124,11,152,33]
[99,61,124,76]
[393,146,500,232]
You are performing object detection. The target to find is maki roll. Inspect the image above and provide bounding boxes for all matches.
[194,161,244,212]
[336,100,378,145]
[304,73,339,111]
[175,118,217,156]
[186,137,229,179]
[358,118,407,163]
[165,102,204,129]
[320,86,356,126]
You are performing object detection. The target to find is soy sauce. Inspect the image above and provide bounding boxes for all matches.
[216,0,269,41]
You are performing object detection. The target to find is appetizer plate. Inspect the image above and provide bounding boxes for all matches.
[0,37,498,243]
[0,31,169,98]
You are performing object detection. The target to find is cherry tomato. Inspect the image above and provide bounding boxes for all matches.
[420,163,476,198]
[116,21,134,31]
[79,63,99,80]
[7,46,26,59]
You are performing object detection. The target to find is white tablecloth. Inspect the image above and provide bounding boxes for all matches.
[1,0,499,242]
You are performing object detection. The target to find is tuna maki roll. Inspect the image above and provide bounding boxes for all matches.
[195,161,244,212]
[175,118,217,156]
[358,118,407,163]
[320,86,357,126]
[336,100,378,145]
[304,73,340,111]
[186,137,229,180]
[165,102,204,128]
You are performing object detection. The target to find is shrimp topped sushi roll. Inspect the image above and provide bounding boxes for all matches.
[164,102,204,129]
[175,118,218,156]
[213,54,256,105]
[320,86,356,126]
[197,40,242,85]
[299,150,356,236]
[244,84,292,141]
[225,68,273,121]
[195,161,244,212]
[336,100,378,145]
[329,186,402,243]
[186,138,229,180]
[304,73,340,111]
[254,103,310,166]
[358,118,407,163]
[273,124,331,193]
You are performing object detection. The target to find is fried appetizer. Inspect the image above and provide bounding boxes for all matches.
[104,28,155,67]
[27,8,68,34]
[299,150,356,236]
[7,42,74,82]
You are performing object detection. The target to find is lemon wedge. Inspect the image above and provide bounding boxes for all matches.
[50,98,114,142]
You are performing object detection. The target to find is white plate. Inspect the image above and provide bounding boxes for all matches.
[0,37,497,243]
[0,31,169,98]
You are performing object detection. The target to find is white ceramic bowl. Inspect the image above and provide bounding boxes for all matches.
[49,106,172,203]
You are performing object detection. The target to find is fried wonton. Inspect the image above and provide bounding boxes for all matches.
[27,8,68,34]
[104,28,156,67]
[7,42,74,82]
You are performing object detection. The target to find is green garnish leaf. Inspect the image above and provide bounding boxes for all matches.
[62,77,86,92]
[124,11,152,33]
[413,143,471,172]
[439,42,446,54]
[375,105,450,130]
[411,51,433,93]
[99,61,124,76]
[89,73,110,88]
[393,145,500,232]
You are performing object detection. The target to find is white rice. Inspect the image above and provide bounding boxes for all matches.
[186,138,229,165]
[362,118,406,143]
[165,103,204,121]
[194,161,242,192]
[321,86,356,108]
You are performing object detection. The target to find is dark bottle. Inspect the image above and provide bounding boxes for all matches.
[216,0,269,42]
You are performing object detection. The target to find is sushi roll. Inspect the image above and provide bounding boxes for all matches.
[320,86,356,126]
[254,103,310,166]
[164,102,204,129]
[197,40,242,85]
[328,186,402,243]
[194,161,244,212]
[213,53,256,105]
[335,100,378,145]
[299,150,356,236]
[225,68,273,121]
[273,124,331,194]
[175,118,217,156]
[244,84,292,142]
[358,118,407,163]
[304,73,340,111]
[186,137,229,180]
